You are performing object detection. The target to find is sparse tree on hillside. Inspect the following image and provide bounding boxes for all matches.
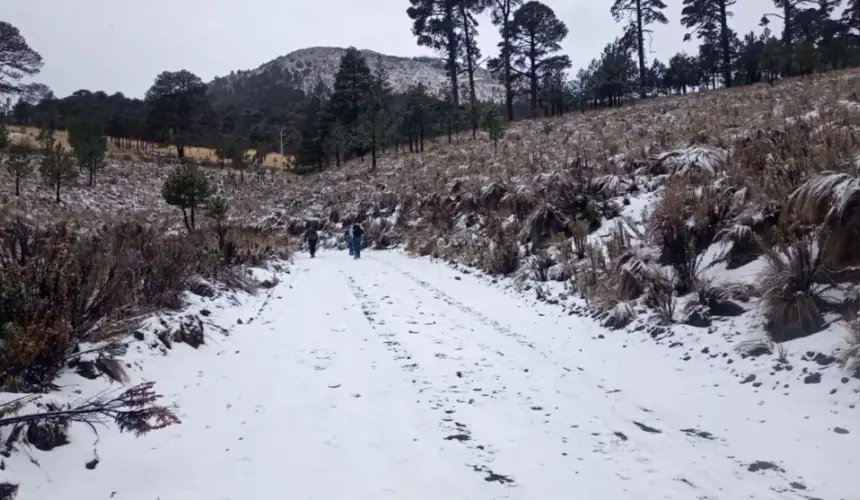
[161,161,211,232]
[610,0,668,98]
[67,118,108,186]
[0,22,44,96]
[486,0,524,121]
[206,195,229,251]
[456,0,486,138]
[509,1,571,117]
[296,94,327,170]
[144,70,211,159]
[408,0,462,106]
[41,142,77,204]
[0,122,9,161]
[482,106,504,152]
[37,124,53,153]
[5,144,33,196]
[361,60,393,171]
[682,0,736,87]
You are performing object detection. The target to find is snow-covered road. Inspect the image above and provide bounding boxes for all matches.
[10,251,858,500]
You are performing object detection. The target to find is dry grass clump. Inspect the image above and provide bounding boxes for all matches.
[841,319,860,376]
[0,217,290,392]
[758,233,837,342]
[479,222,521,276]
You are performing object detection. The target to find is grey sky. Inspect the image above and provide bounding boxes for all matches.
[7,0,780,99]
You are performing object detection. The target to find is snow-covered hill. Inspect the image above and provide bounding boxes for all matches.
[208,46,504,102]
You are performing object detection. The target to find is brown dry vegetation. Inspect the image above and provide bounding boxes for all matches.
[8,126,295,168]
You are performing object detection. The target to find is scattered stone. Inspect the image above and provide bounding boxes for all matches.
[0,483,18,500]
[237,318,244,325]
[741,374,756,384]
[259,279,278,289]
[632,421,662,434]
[445,434,471,442]
[26,419,69,452]
[833,427,850,435]
[803,373,822,384]
[747,461,784,473]
[812,353,837,366]
[682,306,711,328]
[681,428,716,440]
[752,382,763,388]
[199,309,212,317]
[188,280,215,298]
[842,377,851,384]
[789,482,807,490]
[132,330,145,341]
[85,458,99,470]
[72,360,99,380]
[614,431,628,441]
[701,347,710,354]
[830,388,837,395]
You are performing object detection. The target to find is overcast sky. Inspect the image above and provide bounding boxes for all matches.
[7,0,780,99]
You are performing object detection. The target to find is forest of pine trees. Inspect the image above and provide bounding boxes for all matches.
[4,0,860,170]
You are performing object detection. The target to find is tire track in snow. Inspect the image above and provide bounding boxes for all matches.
[341,272,516,488]
[369,255,815,499]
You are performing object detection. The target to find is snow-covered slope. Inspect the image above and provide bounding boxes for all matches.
[209,46,504,102]
[4,251,857,499]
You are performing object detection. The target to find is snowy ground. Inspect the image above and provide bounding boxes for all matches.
[5,251,859,500]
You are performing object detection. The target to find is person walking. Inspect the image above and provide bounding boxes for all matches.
[350,222,364,259]
[344,224,354,256]
[305,226,319,258]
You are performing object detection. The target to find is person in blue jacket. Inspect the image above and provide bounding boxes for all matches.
[350,223,364,259]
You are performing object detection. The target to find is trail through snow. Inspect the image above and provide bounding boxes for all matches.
[9,251,858,500]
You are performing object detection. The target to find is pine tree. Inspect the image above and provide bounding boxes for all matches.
[455,0,485,138]
[327,48,373,156]
[682,0,735,88]
[206,195,228,251]
[144,70,211,159]
[161,161,211,232]
[5,144,33,196]
[0,22,44,96]
[41,142,77,204]
[67,117,108,187]
[486,0,524,121]
[610,0,668,98]
[407,0,462,106]
[362,59,393,171]
[0,122,9,163]
[510,1,571,117]
[482,107,504,152]
[843,0,860,36]
[296,94,327,170]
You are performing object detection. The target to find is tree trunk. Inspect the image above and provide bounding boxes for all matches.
[177,143,186,159]
[636,0,647,99]
[529,34,538,118]
[190,204,196,231]
[460,5,478,139]
[446,3,460,107]
[181,208,192,232]
[718,0,733,88]
[419,119,425,152]
[371,129,377,171]
[15,175,19,197]
[55,178,60,204]
[503,21,515,121]
[88,166,94,187]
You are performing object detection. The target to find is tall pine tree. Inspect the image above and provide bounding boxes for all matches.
[486,0,523,121]
[510,1,571,117]
[682,0,735,88]
[456,0,485,138]
[408,0,462,106]
[610,0,668,98]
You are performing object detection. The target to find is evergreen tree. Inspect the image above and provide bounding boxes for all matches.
[67,117,108,186]
[362,59,394,171]
[610,0,668,98]
[327,47,373,156]
[41,142,77,204]
[144,70,212,159]
[5,144,33,197]
[161,161,211,232]
[407,0,462,106]
[482,106,504,152]
[510,1,571,117]
[296,94,327,170]
[682,0,735,88]
[206,195,229,252]
[455,0,486,138]
[486,0,524,121]
[0,22,44,96]
[0,122,9,162]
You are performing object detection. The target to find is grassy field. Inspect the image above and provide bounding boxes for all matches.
[9,125,295,168]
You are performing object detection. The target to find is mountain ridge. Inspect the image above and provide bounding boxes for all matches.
[208,46,504,102]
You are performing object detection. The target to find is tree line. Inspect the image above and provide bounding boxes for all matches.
[4,0,860,171]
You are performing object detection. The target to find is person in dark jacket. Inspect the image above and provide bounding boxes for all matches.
[350,223,364,259]
[344,226,354,256]
[305,227,319,258]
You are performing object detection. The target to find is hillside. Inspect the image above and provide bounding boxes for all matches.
[2,70,860,499]
[208,46,504,103]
